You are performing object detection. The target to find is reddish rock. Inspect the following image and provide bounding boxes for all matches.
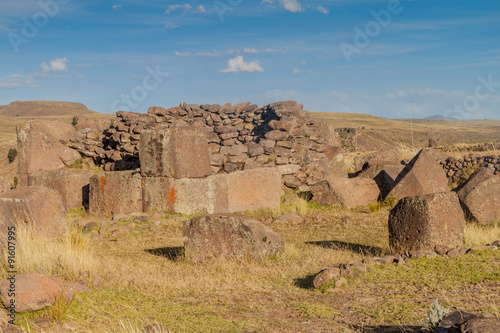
[310,176,380,208]
[0,186,67,238]
[17,120,81,186]
[389,192,465,253]
[183,214,284,262]
[89,171,142,216]
[0,273,73,312]
[28,169,93,211]
[139,127,211,179]
[456,167,500,224]
[387,149,449,200]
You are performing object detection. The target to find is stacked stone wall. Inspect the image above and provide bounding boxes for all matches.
[65,101,342,189]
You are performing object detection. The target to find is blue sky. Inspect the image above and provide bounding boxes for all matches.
[1,0,499,119]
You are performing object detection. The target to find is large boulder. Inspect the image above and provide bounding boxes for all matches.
[449,317,500,333]
[28,169,93,211]
[358,160,405,198]
[183,214,285,262]
[0,178,10,194]
[89,171,142,216]
[143,168,282,215]
[139,128,211,179]
[456,167,500,224]
[0,273,73,312]
[310,176,380,208]
[0,186,67,240]
[388,192,465,253]
[387,149,449,200]
[0,202,15,246]
[17,120,81,186]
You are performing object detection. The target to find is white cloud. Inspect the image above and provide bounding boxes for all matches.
[175,51,191,56]
[243,48,259,54]
[112,5,122,10]
[221,56,264,73]
[317,6,329,14]
[292,67,300,74]
[41,58,69,74]
[164,23,179,29]
[166,4,192,14]
[243,47,286,54]
[261,0,302,12]
[280,0,302,12]
[198,5,207,13]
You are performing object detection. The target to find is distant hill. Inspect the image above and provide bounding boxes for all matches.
[424,115,459,120]
[0,101,99,117]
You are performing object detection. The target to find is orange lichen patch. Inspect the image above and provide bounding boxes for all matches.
[100,176,106,196]
[166,187,177,209]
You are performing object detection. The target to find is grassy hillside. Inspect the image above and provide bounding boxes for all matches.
[309,111,500,148]
[0,102,114,183]
[0,101,100,117]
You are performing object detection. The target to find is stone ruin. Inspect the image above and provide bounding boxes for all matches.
[13,101,348,217]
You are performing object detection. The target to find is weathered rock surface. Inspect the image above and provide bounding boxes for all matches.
[439,311,500,333]
[17,120,81,186]
[0,178,10,194]
[183,214,284,262]
[28,169,93,211]
[143,168,282,215]
[358,160,405,198]
[0,186,67,240]
[388,149,449,200]
[389,192,465,253]
[0,273,73,312]
[456,167,500,224]
[140,128,211,179]
[89,171,142,216]
[311,176,380,208]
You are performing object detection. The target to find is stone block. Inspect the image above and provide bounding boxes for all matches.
[89,171,142,216]
[139,128,211,178]
[28,169,93,211]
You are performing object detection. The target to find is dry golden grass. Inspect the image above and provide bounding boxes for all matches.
[2,203,499,332]
[464,222,500,248]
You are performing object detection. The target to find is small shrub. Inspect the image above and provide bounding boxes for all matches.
[383,195,397,208]
[7,148,17,163]
[368,202,381,213]
[72,115,79,126]
[426,299,450,329]
[12,176,18,189]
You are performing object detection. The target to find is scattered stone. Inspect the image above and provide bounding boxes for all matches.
[313,267,340,289]
[183,214,285,262]
[0,273,73,312]
[273,213,303,224]
[335,277,348,288]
